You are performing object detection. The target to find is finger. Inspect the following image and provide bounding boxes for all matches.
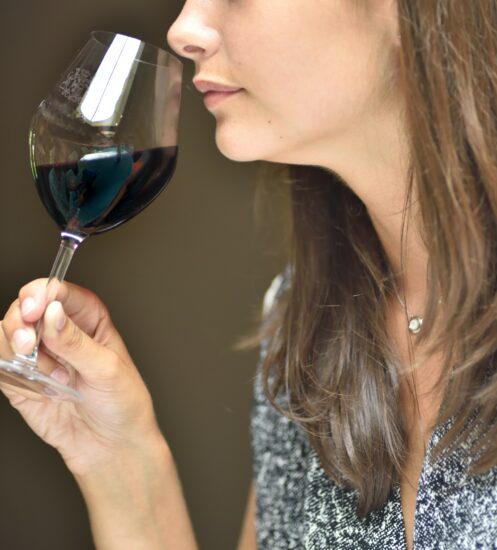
[0,350,61,403]
[19,278,99,331]
[42,301,123,383]
[19,280,128,357]
[1,304,36,356]
[1,300,77,386]
[16,278,50,324]
[0,381,48,403]
[0,347,70,405]
[0,328,16,361]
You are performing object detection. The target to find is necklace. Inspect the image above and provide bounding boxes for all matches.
[392,286,424,335]
[392,286,443,335]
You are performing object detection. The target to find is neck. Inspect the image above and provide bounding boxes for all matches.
[318,103,429,308]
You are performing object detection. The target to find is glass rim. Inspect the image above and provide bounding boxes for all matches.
[90,30,183,71]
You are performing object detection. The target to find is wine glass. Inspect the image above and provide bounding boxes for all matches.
[0,31,183,402]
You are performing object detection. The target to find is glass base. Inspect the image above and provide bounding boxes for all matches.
[0,358,83,402]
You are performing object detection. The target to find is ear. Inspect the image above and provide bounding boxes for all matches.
[372,0,400,48]
[389,0,401,48]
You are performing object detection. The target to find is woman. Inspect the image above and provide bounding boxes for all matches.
[1,1,497,548]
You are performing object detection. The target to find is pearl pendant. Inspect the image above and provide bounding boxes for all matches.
[408,315,423,335]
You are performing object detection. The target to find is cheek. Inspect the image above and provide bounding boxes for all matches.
[213,68,377,164]
[214,13,387,161]
[210,31,299,160]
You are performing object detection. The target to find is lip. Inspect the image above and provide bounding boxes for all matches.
[203,89,242,109]
[193,79,243,93]
[192,78,244,110]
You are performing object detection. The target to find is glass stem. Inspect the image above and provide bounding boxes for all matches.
[17,233,83,368]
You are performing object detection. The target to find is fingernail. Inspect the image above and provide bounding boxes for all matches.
[21,297,36,317]
[53,302,66,332]
[44,301,66,338]
[50,367,69,385]
[12,328,34,353]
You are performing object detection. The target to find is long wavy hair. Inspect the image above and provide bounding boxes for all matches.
[237,1,497,517]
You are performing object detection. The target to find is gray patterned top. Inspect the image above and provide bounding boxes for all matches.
[250,271,497,549]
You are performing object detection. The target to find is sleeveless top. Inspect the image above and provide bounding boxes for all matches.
[250,269,497,549]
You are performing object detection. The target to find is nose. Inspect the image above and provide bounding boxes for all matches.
[167,2,221,62]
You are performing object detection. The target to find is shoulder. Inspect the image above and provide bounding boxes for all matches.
[253,264,293,411]
[251,266,311,549]
[261,264,292,318]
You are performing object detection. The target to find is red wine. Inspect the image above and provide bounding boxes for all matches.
[33,146,177,236]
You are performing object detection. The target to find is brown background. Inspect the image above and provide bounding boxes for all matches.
[0,1,284,548]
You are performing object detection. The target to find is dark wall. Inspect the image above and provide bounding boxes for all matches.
[0,1,284,548]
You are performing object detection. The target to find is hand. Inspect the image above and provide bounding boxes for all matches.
[0,279,164,477]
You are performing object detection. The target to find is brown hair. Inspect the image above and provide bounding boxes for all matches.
[237,1,497,516]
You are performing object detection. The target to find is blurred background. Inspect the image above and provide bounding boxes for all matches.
[0,1,286,548]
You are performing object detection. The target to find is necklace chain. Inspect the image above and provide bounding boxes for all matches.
[391,284,424,335]
[393,285,423,335]
[391,285,443,335]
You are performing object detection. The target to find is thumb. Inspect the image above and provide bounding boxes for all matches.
[42,301,120,383]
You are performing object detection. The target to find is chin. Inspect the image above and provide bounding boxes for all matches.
[216,139,292,164]
[214,129,293,164]
[214,133,262,162]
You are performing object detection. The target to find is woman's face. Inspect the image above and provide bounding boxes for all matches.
[167,0,400,168]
